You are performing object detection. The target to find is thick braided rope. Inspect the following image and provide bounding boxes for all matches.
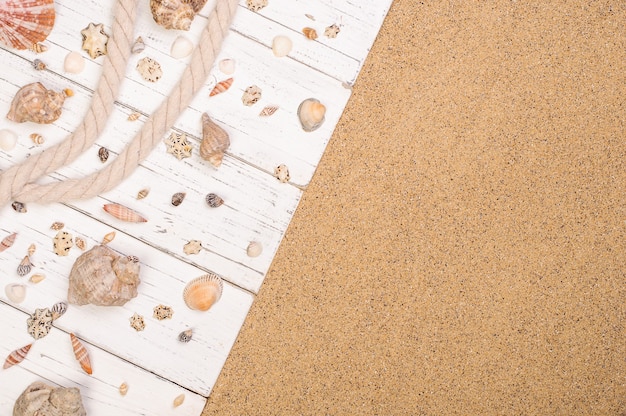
[0,0,137,206]
[13,0,239,204]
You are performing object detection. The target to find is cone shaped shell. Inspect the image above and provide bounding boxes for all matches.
[200,113,230,167]
[183,274,223,311]
[297,98,326,132]
[3,343,32,369]
[103,203,148,222]
[0,232,17,252]
[70,333,92,375]
[209,78,233,96]
[6,82,66,124]
[0,0,55,50]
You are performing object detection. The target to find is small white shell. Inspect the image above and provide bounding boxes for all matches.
[170,36,193,59]
[246,241,263,258]
[218,58,235,75]
[64,51,85,74]
[5,284,26,303]
[272,35,292,57]
[136,57,163,82]
[0,129,18,151]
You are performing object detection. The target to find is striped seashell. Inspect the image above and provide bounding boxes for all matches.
[302,27,318,40]
[70,333,92,374]
[171,192,186,206]
[74,236,86,251]
[259,105,279,117]
[0,232,17,252]
[30,133,44,144]
[127,111,141,121]
[182,273,223,311]
[178,328,193,342]
[29,42,47,53]
[209,77,233,97]
[136,188,150,200]
[0,0,56,50]
[103,203,148,223]
[102,231,116,245]
[98,146,109,163]
[32,59,46,70]
[3,344,32,369]
[51,301,68,320]
[50,221,64,230]
[17,255,32,276]
[205,193,224,208]
[12,201,27,213]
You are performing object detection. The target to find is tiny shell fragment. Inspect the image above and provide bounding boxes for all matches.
[30,133,44,145]
[51,221,64,230]
[164,132,193,160]
[137,188,150,200]
[305,13,315,21]
[171,192,186,206]
[178,328,193,342]
[81,23,109,59]
[129,313,145,331]
[302,27,318,40]
[17,255,32,276]
[324,23,340,38]
[241,85,262,106]
[136,57,163,82]
[272,35,292,57]
[102,231,116,245]
[209,78,233,97]
[5,283,26,303]
[205,193,224,208]
[53,230,74,256]
[153,304,174,320]
[259,105,279,117]
[119,382,129,396]
[12,201,27,213]
[30,273,46,284]
[103,203,148,222]
[274,164,290,183]
[98,146,109,162]
[64,51,85,73]
[173,394,185,407]
[131,36,145,54]
[75,236,86,251]
[0,129,18,150]
[27,243,36,256]
[32,59,46,70]
[63,88,74,97]
[246,241,263,258]
[218,58,235,75]
[246,0,267,12]
[183,240,202,254]
[127,111,141,121]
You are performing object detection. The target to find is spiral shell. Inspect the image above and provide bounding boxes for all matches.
[205,193,224,208]
[51,301,68,320]
[12,201,27,213]
[297,98,326,132]
[171,192,186,206]
[3,343,32,369]
[150,0,208,31]
[0,0,55,50]
[209,77,233,97]
[6,82,66,124]
[0,232,17,252]
[119,382,129,396]
[302,27,318,40]
[259,105,279,117]
[17,255,32,276]
[103,203,148,222]
[131,36,145,54]
[200,113,230,167]
[30,133,44,144]
[32,59,46,70]
[183,273,223,311]
[70,333,92,375]
[102,231,116,245]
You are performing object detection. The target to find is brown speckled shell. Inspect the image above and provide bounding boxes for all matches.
[13,381,86,416]
[0,0,55,50]
[6,82,66,124]
[150,0,208,30]
[200,113,230,167]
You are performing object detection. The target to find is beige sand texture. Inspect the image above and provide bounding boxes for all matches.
[204,1,625,414]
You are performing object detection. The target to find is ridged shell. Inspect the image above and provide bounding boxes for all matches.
[29,42,46,53]
[297,98,326,132]
[0,232,17,252]
[302,27,318,40]
[5,283,26,303]
[178,328,193,342]
[259,105,279,117]
[137,188,150,200]
[50,221,64,230]
[6,82,66,124]
[205,193,223,208]
[171,192,186,206]
[103,203,148,222]
[127,111,141,121]
[183,273,223,311]
[0,0,55,50]
[209,77,233,97]
[81,22,108,59]
[26,307,53,340]
[200,113,230,167]
[51,301,68,320]
[17,255,32,276]
[30,133,44,144]
[3,343,32,369]
[74,236,86,251]
[70,333,92,375]
[13,381,86,416]
[149,0,208,30]
[102,231,116,245]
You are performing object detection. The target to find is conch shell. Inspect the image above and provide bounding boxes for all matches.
[200,113,230,167]
[183,273,223,311]
[68,244,141,306]
[6,82,67,124]
[0,0,55,50]
[149,0,208,31]
[297,98,326,132]
[13,381,86,416]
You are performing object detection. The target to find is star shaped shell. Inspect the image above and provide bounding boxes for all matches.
[164,132,193,160]
[129,313,145,331]
[81,23,109,59]
[26,307,53,340]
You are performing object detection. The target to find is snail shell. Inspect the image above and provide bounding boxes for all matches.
[302,27,318,40]
[200,113,230,167]
[150,0,207,31]
[13,381,86,416]
[0,0,55,50]
[297,98,326,132]
[183,273,223,311]
[6,82,66,124]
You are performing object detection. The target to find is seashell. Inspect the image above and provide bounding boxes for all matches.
[70,333,92,375]
[63,88,74,97]
[274,164,290,183]
[182,273,223,311]
[200,113,230,167]
[6,82,66,124]
[68,244,141,306]
[0,0,55,50]
[209,77,233,97]
[51,221,64,230]
[17,255,32,276]
[3,344,32,369]
[5,283,26,303]
[74,236,86,251]
[297,98,326,132]
[173,393,185,407]
[27,243,36,256]
[12,201,27,213]
[272,35,292,57]
[26,307,53,339]
[178,328,193,342]
[64,51,85,73]
[51,301,68,320]
[0,232,17,252]
[53,230,73,256]
[0,128,18,150]
[137,188,150,200]
[171,192,186,206]
[29,273,45,283]
[324,23,340,38]
[153,304,173,320]
[127,111,141,121]
[98,146,109,162]
[127,255,139,263]
[183,240,202,255]
[13,381,86,416]
[305,13,315,21]
[218,58,235,75]
[259,105,279,117]
[32,59,46,70]
[149,0,207,30]
[29,42,47,53]
[131,36,145,54]
[302,27,318,40]
[30,132,44,145]
[136,57,162,82]
[103,203,148,222]
[119,382,129,396]
[164,132,192,160]
[246,0,267,12]
[81,22,109,59]
[102,231,116,245]
[205,193,224,208]
[129,312,145,331]
[170,35,193,59]
[246,241,263,258]
[242,85,262,106]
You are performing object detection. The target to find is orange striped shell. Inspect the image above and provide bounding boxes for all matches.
[0,232,16,252]
[209,77,233,97]
[103,203,148,222]
[70,333,92,375]
[3,343,32,369]
[0,0,55,50]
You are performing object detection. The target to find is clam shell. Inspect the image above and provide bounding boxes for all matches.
[64,51,85,74]
[246,241,263,258]
[3,343,32,369]
[81,22,109,59]
[0,232,17,252]
[209,77,233,97]
[0,128,18,150]
[178,328,193,342]
[17,255,32,276]
[218,58,235,75]
[205,193,224,208]
[170,35,193,59]
[6,82,66,124]
[272,35,292,57]
[13,381,86,416]
[26,307,53,339]
[0,0,55,50]
[53,230,74,256]
[149,0,207,30]
[103,203,148,222]
[200,113,230,167]
[136,57,163,83]
[171,192,186,206]
[5,283,26,303]
[297,98,326,132]
[70,333,92,375]
[183,273,223,311]
[302,27,318,40]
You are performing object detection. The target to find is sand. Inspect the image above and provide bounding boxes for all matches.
[203,1,625,414]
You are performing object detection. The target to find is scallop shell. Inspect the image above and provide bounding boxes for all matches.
[12,201,27,213]
[81,22,109,59]
[218,58,235,75]
[173,394,185,407]
[259,105,279,117]
[103,203,148,222]
[3,343,32,369]
[242,85,262,106]
[13,381,86,416]
[53,230,73,256]
[183,240,202,255]
[205,193,224,208]
[5,283,26,303]
[68,244,141,306]
[246,0,267,12]
[6,82,66,124]
[150,0,207,30]
[136,57,162,82]
[119,382,129,396]
[183,273,223,311]
[170,35,193,59]
[17,255,32,276]
[29,273,45,283]
[178,328,193,342]
[246,241,263,258]
[32,59,46,70]
[171,192,186,206]
[153,304,173,320]
[200,113,230,167]
[131,36,145,54]
[209,77,233,97]
[102,231,116,245]
[274,164,290,183]
[272,35,292,57]
[64,51,85,74]
[26,307,53,339]
[302,27,318,40]
[30,132,44,145]
[0,128,18,150]
[297,98,326,132]
[129,312,145,331]
[0,232,17,252]
[70,333,92,375]
[51,301,68,320]
[0,0,55,50]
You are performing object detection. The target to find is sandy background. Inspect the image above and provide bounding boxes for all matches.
[204,1,625,414]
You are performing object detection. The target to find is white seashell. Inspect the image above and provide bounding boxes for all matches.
[272,35,292,57]
[183,240,202,255]
[297,98,326,132]
[0,129,18,151]
[30,133,44,145]
[64,51,85,73]
[218,58,235,75]
[246,241,263,257]
[170,35,193,59]
[5,283,26,303]
[136,57,163,82]
[274,164,290,183]
[81,22,109,59]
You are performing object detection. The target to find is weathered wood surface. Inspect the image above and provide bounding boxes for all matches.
[0,0,392,413]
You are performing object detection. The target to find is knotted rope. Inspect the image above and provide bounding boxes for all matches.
[1,0,238,205]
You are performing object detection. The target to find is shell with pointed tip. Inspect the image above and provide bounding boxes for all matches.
[0,232,17,252]
[103,203,148,222]
[302,27,318,40]
[297,98,326,132]
[102,231,116,245]
[0,0,55,50]
[131,36,145,54]
[3,343,32,369]
[70,333,92,375]
[51,301,68,320]
[259,105,279,117]
[150,0,207,30]
[205,193,224,208]
[173,394,185,407]
[68,244,141,306]
[209,77,233,97]
[6,82,66,124]
[200,113,230,167]
[5,283,26,303]
[13,381,86,416]
[17,255,32,276]
[183,273,223,311]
